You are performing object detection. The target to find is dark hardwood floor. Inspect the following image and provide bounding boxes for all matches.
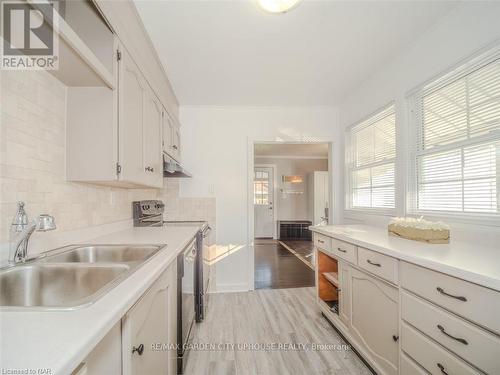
[280,240,315,268]
[254,240,315,289]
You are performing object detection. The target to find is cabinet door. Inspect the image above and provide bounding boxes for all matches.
[143,90,163,188]
[172,124,181,161]
[350,268,399,375]
[78,323,122,374]
[118,46,146,185]
[162,110,174,157]
[123,269,172,375]
[165,262,178,375]
[338,261,351,325]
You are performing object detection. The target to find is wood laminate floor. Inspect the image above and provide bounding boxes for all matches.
[184,287,372,375]
[254,241,315,289]
[280,240,315,269]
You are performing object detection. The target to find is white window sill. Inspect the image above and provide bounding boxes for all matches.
[344,208,396,220]
[408,210,500,228]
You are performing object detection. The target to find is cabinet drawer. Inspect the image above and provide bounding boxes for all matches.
[401,262,500,335]
[402,292,500,374]
[357,247,398,284]
[402,323,481,375]
[314,233,331,252]
[331,238,357,264]
[400,353,428,375]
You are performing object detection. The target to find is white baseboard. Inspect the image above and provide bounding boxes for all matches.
[213,283,250,293]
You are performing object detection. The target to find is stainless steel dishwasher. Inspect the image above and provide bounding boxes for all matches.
[177,238,197,374]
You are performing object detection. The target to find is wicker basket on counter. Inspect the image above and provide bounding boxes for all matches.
[388,217,450,244]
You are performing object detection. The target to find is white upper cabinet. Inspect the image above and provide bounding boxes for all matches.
[143,91,164,188]
[63,1,179,189]
[162,111,181,162]
[67,42,167,189]
[118,46,147,186]
[162,111,175,158]
[31,0,116,88]
[171,123,181,162]
[118,45,164,188]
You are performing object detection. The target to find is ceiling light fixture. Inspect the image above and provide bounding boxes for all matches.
[257,0,301,14]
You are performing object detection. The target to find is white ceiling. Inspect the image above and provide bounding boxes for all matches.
[254,143,328,158]
[135,0,458,106]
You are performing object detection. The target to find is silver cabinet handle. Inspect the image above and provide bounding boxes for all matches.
[436,287,467,302]
[437,363,449,375]
[437,324,468,345]
[337,247,347,253]
[317,239,324,244]
[132,344,144,355]
[366,259,381,267]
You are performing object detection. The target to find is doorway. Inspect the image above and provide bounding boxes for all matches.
[251,142,331,290]
[254,166,275,238]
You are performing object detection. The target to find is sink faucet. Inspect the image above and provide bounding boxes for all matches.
[9,202,56,264]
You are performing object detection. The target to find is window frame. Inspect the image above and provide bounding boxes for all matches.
[407,46,500,226]
[345,102,397,216]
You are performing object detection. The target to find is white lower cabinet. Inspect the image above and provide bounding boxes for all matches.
[73,322,122,375]
[122,262,177,375]
[315,246,399,375]
[401,322,482,375]
[314,230,500,375]
[338,261,351,325]
[402,292,500,375]
[349,268,399,375]
[400,353,427,375]
[71,253,180,375]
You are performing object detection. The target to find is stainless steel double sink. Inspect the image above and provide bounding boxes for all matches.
[0,245,163,310]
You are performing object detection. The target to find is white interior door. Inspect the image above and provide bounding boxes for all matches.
[319,171,329,224]
[254,166,274,238]
[311,171,329,225]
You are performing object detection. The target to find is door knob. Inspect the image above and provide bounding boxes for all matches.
[132,344,144,355]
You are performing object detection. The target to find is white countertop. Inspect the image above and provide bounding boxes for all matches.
[0,224,202,374]
[310,225,500,291]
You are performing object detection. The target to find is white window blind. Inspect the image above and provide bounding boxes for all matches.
[346,105,396,211]
[410,53,500,217]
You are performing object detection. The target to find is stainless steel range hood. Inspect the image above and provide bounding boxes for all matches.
[163,154,192,178]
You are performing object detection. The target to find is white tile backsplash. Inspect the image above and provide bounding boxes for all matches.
[0,70,215,258]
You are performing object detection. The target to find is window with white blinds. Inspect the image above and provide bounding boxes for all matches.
[346,105,396,211]
[409,52,500,217]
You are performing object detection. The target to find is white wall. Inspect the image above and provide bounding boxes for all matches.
[337,1,500,243]
[255,157,327,223]
[179,106,339,292]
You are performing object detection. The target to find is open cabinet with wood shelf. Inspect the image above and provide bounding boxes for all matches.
[317,250,339,315]
[29,0,116,87]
